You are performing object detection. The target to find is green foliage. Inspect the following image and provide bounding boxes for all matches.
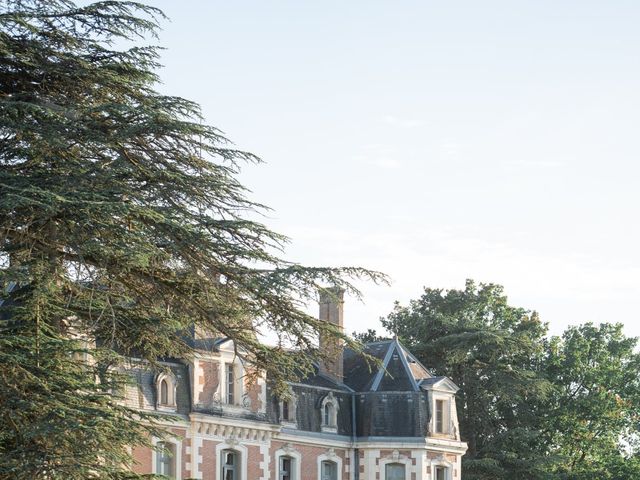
[352,328,388,343]
[0,1,383,478]
[383,279,551,480]
[369,280,640,480]
[544,323,640,478]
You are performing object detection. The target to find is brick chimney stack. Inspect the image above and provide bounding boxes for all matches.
[318,287,345,382]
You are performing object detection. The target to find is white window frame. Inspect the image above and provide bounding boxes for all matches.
[155,371,177,411]
[429,457,453,480]
[274,446,301,480]
[383,462,407,480]
[432,394,451,435]
[320,392,338,433]
[379,452,412,480]
[225,363,235,405]
[219,359,244,408]
[215,441,248,480]
[151,437,182,480]
[317,451,342,480]
[279,386,297,426]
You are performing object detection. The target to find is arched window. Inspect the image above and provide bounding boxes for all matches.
[222,449,239,480]
[385,463,405,480]
[279,455,295,480]
[156,441,176,478]
[324,403,332,426]
[160,379,169,405]
[321,460,337,480]
[320,392,338,432]
[156,371,177,410]
[279,387,297,425]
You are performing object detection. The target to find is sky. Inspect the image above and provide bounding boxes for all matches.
[148,1,640,339]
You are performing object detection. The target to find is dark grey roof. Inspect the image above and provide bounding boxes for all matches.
[343,339,432,392]
[419,376,449,386]
[295,364,353,392]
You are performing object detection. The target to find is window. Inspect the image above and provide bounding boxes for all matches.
[156,372,176,410]
[324,403,332,426]
[222,449,239,480]
[321,460,337,480]
[435,399,446,433]
[320,392,338,431]
[226,363,235,405]
[434,466,447,480]
[160,379,169,405]
[279,390,297,425]
[279,456,294,480]
[156,442,176,478]
[385,463,405,480]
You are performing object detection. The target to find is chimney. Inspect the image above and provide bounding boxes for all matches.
[318,287,345,381]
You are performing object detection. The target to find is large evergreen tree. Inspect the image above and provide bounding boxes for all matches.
[0,1,382,478]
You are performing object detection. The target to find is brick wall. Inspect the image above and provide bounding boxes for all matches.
[132,445,152,474]
[200,438,217,479]
[243,368,263,413]
[198,360,220,408]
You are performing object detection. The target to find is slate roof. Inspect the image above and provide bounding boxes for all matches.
[285,338,445,437]
[343,338,432,392]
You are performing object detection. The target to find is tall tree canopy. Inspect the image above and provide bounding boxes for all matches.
[544,323,640,479]
[383,280,551,479]
[0,1,381,478]
[372,280,640,480]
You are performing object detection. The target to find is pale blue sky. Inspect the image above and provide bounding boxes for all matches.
[150,1,640,338]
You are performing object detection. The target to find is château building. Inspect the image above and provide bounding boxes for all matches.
[128,290,467,479]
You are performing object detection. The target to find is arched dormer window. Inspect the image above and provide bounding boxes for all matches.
[160,379,169,405]
[156,371,177,411]
[279,387,297,426]
[320,392,338,432]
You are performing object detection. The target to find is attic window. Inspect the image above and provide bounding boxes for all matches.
[435,398,449,434]
[320,392,338,432]
[156,372,177,411]
[279,387,297,426]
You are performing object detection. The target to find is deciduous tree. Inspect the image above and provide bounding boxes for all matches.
[382,280,552,480]
[544,323,640,479]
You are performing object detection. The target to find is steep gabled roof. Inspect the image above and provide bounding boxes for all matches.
[343,338,433,392]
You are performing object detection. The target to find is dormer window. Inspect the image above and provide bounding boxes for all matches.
[160,379,169,405]
[324,404,332,426]
[434,397,449,434]
[226,363,235,405]
[156,372,177,411]
[320,392,338,432]
[279,387,297,426]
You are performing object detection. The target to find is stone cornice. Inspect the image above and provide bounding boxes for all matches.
[189,413,279,443]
